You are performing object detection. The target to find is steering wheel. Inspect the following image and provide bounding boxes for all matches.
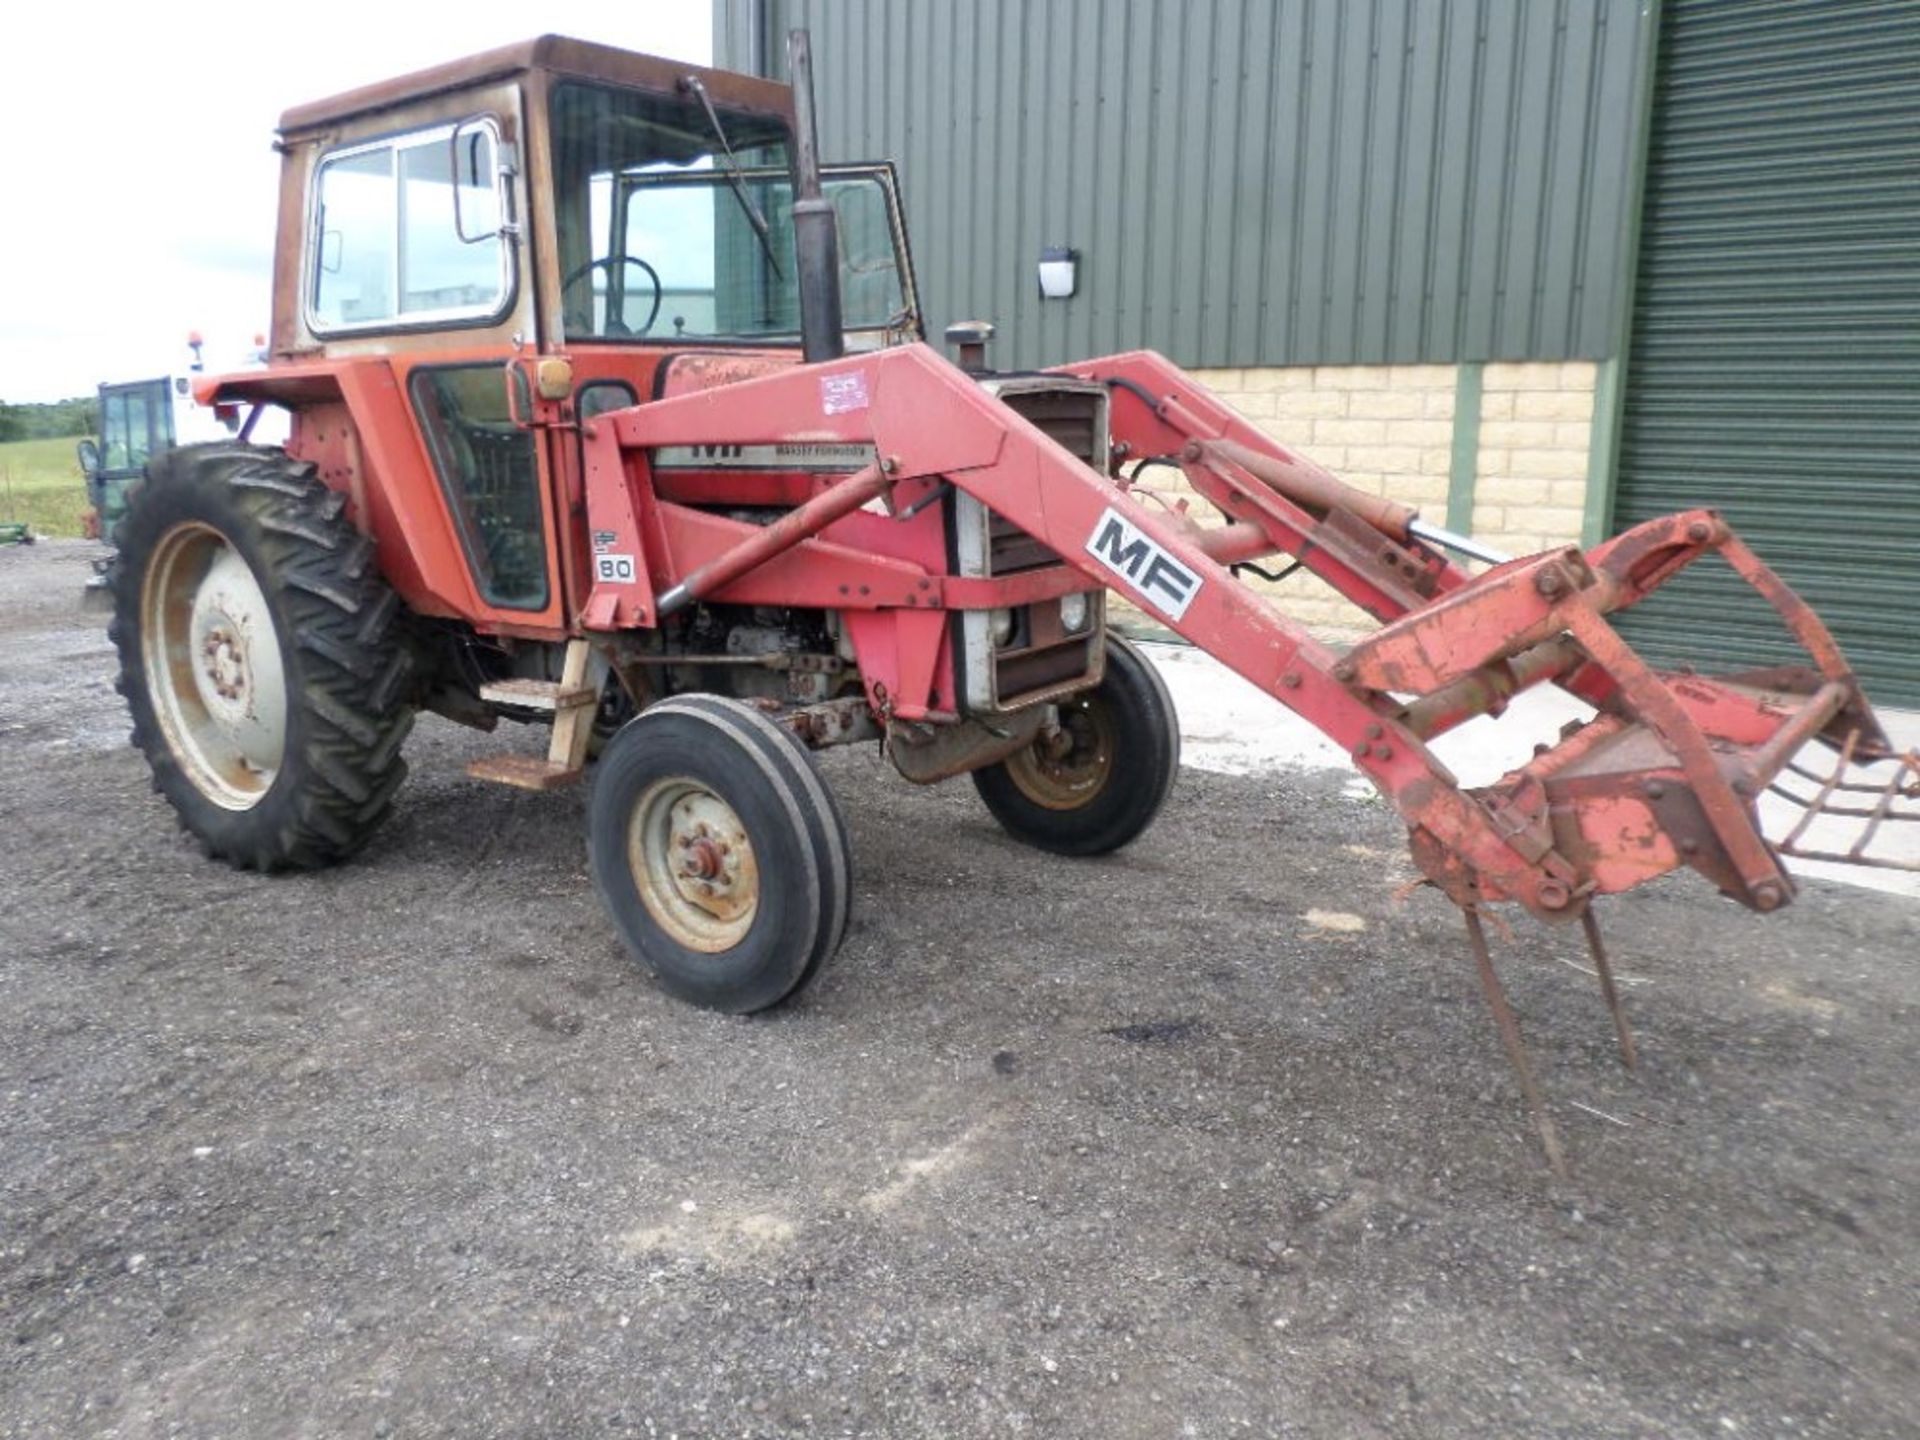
[561,255,663,338]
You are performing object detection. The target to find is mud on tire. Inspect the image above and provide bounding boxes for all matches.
[109,444,416,870]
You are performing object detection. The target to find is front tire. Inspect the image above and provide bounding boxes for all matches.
[109,446,415,870]
[589,698,850,1014]
[971,633,1179,856]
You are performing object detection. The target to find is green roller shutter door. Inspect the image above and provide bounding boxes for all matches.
[1614,0,1920,707]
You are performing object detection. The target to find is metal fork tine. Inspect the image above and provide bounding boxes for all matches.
[1774,745,1920,873]
[1784,759,1897,796]
[1463,905,1568,1179]
[1781,728,1857,852]
[1847,761,1908,861]
[1580,909,1638,1071]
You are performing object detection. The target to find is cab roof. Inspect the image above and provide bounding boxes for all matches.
[276,34,793,136]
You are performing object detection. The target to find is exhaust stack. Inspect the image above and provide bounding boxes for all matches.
[787,30,845,364]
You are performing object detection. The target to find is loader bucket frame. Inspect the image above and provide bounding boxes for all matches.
[584,342,1909,914]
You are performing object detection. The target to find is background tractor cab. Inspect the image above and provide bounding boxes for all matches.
[79,335,277,543]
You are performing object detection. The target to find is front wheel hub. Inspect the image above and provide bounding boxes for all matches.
[630,780,759,951]
[1003,698,1116,811]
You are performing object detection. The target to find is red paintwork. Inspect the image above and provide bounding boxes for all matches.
[581,342,1898,919]
[203,331,1898,923]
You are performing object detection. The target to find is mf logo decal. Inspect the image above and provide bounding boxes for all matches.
[1084,508,1202,621]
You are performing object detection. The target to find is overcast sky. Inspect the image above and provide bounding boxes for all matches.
[0,2,713,404]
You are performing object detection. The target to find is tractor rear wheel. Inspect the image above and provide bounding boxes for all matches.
[589,697,850,1013]
[109,446,415,870]
[971,633,1179,856]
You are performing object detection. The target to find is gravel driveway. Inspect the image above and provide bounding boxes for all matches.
[3,539,1916,1438]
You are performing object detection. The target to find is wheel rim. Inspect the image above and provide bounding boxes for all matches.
[140,521,288,810]
[627,778,760,952]
[1003,696,1118,811]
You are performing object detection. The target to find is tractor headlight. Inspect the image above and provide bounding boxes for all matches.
[989,607,1016,647]
[1060,592,1090,634]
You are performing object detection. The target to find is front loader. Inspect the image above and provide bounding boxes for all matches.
[114,33,1918,1169]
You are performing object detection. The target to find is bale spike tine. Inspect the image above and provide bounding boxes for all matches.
[1579,908,1637,1071]
[1463,905,1567,1179]
[1780,728,1856,852]
[1847,758,1909,861]
[1775,742,1920,872]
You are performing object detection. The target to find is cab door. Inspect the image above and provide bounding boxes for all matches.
[406,360,559,621]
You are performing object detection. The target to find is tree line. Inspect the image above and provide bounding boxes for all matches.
[0,397,99,443]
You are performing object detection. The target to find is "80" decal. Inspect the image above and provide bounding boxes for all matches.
[594,554,636,583]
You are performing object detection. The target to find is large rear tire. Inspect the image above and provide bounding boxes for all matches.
[588,698,850,1014]
[109,446,415,870]
[971,633,1179,856]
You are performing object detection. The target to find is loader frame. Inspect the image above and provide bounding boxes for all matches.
[580,341,1888,926]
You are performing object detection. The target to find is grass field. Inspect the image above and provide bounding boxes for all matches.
[0,436,91,539]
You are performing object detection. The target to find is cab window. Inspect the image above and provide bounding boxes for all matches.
[310,122,512,332]
[550,81,916,347]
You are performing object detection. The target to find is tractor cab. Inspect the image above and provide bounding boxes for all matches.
[268,37,916,364]
[217,36,920,639]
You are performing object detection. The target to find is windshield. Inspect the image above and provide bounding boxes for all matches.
[550,82,911,345]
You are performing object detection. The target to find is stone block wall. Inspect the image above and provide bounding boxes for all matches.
[1113,360,1601,640]
[1471,361,1598,557]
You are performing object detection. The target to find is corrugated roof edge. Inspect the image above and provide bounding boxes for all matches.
[277,34,794,135]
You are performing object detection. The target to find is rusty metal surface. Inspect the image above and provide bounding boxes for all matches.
[779,697,882,750]
[1464,906,1568,1179]
[1399,638,1583,739]
[1341,550,1593,696]
[1580,909,1638,1072]
[659,352,804,398]
[462,753,585,790]
[886,707,1051,785]
[278,35,794,137]
[1185,435,1418,543]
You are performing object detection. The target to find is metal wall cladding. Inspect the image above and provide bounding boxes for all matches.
[718,0,1650,368]
[1614,0,1920,706]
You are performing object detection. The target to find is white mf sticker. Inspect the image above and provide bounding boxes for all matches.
[594,553,637,584]
[1083,507,1203,621]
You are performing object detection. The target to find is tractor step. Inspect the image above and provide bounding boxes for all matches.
[478,677,598,711]
[465,754,586,791]
[466,640,599,792]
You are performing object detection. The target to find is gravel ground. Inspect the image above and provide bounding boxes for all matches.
[2,538,1917,1439]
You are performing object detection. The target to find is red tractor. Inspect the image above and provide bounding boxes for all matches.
[115,34,1916,1167]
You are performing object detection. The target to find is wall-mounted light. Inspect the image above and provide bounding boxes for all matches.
[1038,245,1078,300]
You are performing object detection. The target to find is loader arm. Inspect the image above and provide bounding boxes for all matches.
[588,341,1914,922]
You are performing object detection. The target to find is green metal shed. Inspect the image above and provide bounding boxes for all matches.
[1612,0,1920,705]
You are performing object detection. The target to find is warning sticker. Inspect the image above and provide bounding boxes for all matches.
[591,530,618,555]
[820,372,870,416]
